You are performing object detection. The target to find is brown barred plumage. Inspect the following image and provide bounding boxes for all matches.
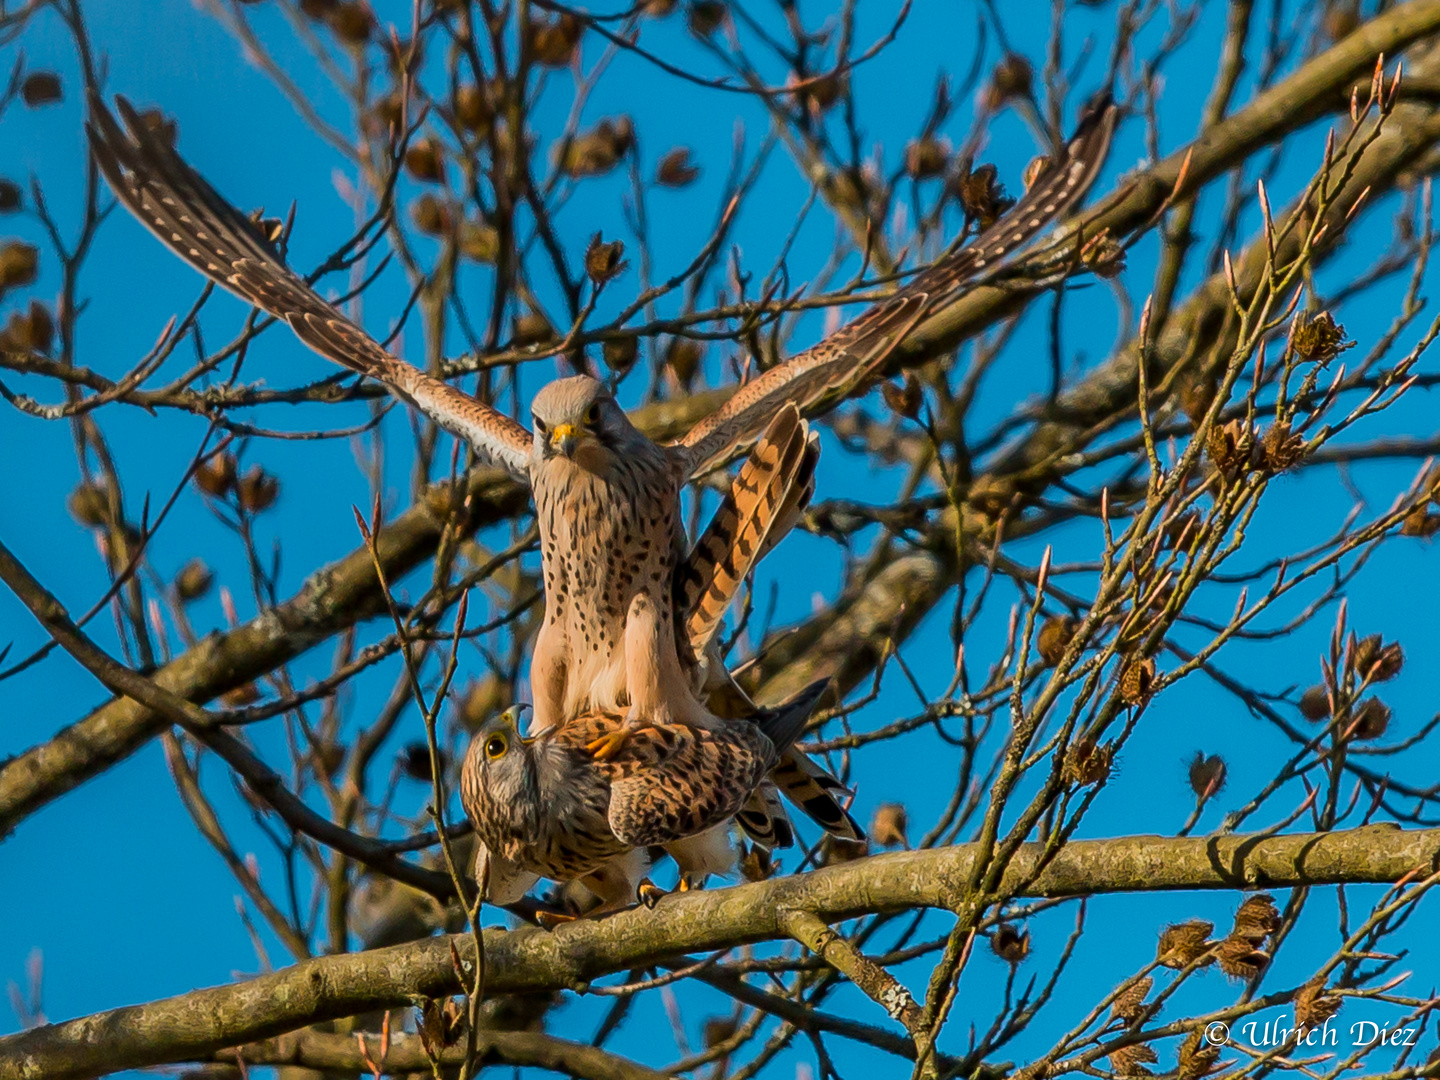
[460,682,825,905]
[89,90,1116,795]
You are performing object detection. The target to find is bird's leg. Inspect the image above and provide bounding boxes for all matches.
[536,909,579,929]
[529,619,569,735]
[587,593,664,760]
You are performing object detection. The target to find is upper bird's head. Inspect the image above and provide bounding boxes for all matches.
[529,375,642,472]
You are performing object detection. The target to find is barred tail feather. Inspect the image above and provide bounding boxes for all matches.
[681,402,818,654]
[735,782,796,850]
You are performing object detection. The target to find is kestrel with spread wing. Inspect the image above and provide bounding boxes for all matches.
[87,92,1117,756]
[460,679,828,910]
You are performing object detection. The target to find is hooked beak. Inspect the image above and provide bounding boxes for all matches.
[549,423,578,458]
[503,702,535,741]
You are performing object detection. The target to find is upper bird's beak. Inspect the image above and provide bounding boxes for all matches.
[549,423,578,458]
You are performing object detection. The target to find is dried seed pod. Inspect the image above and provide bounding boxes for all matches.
[665,337,704,391]
[584,233,628,285]
[174,558,215,602]
[0,179,21,213]
[525,12,583,67]
[456,676,507,731]
[1157,920,1214,969]
[869,803,909,849]
[1037,615,1079,667]
[411,194,452,236]
[1215,934,1269,979]
[1178,371,1219,427]
[21,72,62,107]
[1323,1,1361,43]
[881,375,923,420]
[655,147,700,187]
[453,83,492,133]
[246,210,284,249]
[327,1,375,45]
[1298,684,1331,721]
[1177,1031,1223,1080]
[1294,975,1342,1031]
[556,117,635,178]
[458,220,499,263]
[1064,737,1114,787]
[511,311,555,347]
[221,682,262,707]
[789,69,847,117]
[314,740,345,779]
[1110,976,1153,1025]
[737,842,777,882]
[1107,1042,1158,1077]
[1400,506,1440,537]
[400,741,445,782]
[819,837,868,867]
[1351,698,1391,740]
[953,163,1012,228]
[904,136,949,180]
[1354,634,1404,682]
[990,923,1031,964]
[1162,510,1200,550]
[131,108,178,150]
[361,92,405,141]
[602,336,639,377]
[1231,893,1280,942]
[1119,656,1157,704]
[1206,419,1253,481]
[194,452,238,498]
[418,997,466,1052]
[1022,155,1049,189]
[68,482,111,527]
[0,301,55,353]
[0,241,39,294]
[1187,752,1227,801]
[985,52,1033,108]
[1292,311,1352,364]
[237,465,280,513]
[404,138,446,184]
[642,0,679,14]
[687,0,727,37]
[1259,422,1305,472]
[1081,231,1126,279]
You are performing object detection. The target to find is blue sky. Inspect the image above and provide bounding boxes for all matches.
[3,1,1438,1076]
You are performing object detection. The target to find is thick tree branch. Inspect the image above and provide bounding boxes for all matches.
[213,1028,670,1080]
[1,824,1435,1080]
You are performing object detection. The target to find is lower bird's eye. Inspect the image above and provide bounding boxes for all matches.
[484,735,507,759]
[584,402,601,426]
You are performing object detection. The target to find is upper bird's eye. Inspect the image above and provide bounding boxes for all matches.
[484,734,508,760]
[531,414,547,435]
[584,401,602,426]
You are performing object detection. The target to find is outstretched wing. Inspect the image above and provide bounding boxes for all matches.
[86,92,533,481]
[676,92,1119,477]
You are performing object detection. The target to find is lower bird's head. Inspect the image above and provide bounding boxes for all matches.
[465,704,539,807]
[529,375,642,473]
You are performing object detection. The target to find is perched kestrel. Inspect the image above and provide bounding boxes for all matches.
[460,680,828,909]
[87,92,1117,754]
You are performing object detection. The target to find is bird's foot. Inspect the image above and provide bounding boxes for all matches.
[536,909,579,929]
[636,878,669,910]
[586,723,635,762]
